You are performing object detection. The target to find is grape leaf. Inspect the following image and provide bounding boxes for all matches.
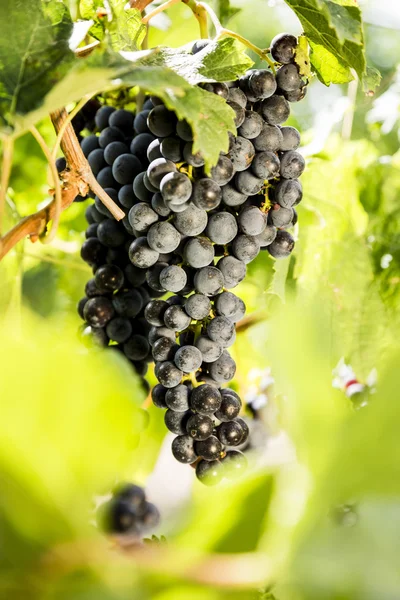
[79,0,146,50]
[129,38,254,84]
[284,0,380,90]
[295,34,312,79]
[0,0,75,131]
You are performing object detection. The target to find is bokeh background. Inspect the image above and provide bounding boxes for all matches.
[1,0,400,599]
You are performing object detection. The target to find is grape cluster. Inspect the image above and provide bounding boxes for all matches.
[75,32,307,484]
[100,483,160,536]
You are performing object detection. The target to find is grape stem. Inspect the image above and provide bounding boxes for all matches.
[142,0,181,24]
[0,136,14,239]
[29,126,63,245]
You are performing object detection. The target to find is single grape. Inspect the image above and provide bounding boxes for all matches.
[214,291,241,318]
[96,166,119,189]
[275,178,302,207]
[267,230,295,258]
[81,325,109,348]
[124,264,147,287]
[156,361,183,388]
[112,154,142,185]
[206,212,238,245]
[192,178,222,211]
[130,133,156,161]
[160,171,193,205]
[134,110,151,134]
[174,204,208,236]
[128,202,158,232]
[128,237,159,268]
[77,297,88,320]
[227,100,246,127]
[201,82,229,99]
[174,345,203,373]
[160,136,183,162]
[146,262,168,292]
[85,278,108,298]
[183,143,205,167]
[88,148,106,175]
[184,294,211,320]
[171,435,197,463]
[207,316,235,346]
[186,413,213,441]
[95,264,124,291]
[84,297,115,328]
[195,335,224,363]
[165,384,190,411]
[222,450,247,478]
[270,32,297,64]
[269,204,294,228]
[249,69,277,99]
[176,120,193,142]
[260,95,290,125]
[106,317,132,343]
[190,385,222,415]
[221,183,248,208]
[97,219,126,248]
[163,305,191,331]
[152,384,167,408]
[195,435,223,461]
[217,256,246,288]
[228,136,255,171]
[118,184,136,208]
[113,289,143,318]
[147,221,181,253]
[133,172,152,202]
[234,171,264,195]
[194,266,224,296]
[109,109,134,130]
[256,224,277,247]
[99,126,125,149]
[282,86,307,102]
[228,87,247,108]
[165,410,190,435]
[196,459,223,485]
[254,123,284,152]
[238,110,264,139]
[217,420,246,446]
[95,105,115,131]
[280,150,305,179]
[147,105,177,137]
[81,135,99,158]
[210,155,235,186]
[183,237,214,269]
[232,234,260,263]
[80,237,107,266]
[215,389,242,421]
[251,151,280,179]
[159,265,187,292]
[151,192,171,217]
[152,337,178,362]
[279,126,301,151]
[209,350,236,383]
[101,498,140,534]
[238,206,266,235]
[276,63,304,92]
[104,141,129,166]
[123,334,150,361]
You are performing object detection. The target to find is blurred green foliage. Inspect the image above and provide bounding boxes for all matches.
[1,1,400,599]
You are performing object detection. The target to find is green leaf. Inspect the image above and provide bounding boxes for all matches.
[214,0,241,27]
[309,40,353,85]
[284,0,379,88]
[0,0,75,131]
[132,38,254,84]
[79,0,146,50]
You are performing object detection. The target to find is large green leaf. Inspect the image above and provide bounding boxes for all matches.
[134,38,254,84]
[284,0,379,89]
[0,0,75,131]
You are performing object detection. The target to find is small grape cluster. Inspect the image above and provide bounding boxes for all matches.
[100,483,160,537]
[75,32,307,484]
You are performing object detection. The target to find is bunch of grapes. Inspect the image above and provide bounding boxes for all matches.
[74,32,307,484]
[100,483,160,537]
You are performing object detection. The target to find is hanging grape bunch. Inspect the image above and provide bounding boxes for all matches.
[76,32,307,485]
